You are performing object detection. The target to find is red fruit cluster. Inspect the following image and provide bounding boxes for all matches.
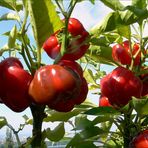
[100,66,143,107]
[35,18,89,112]
[112,40,142,66]
[0,58,88,113]
[29,60,88,112]
[43,18,89,61]
[0,18,88,113]
[130,130,148,148]
[0,57,32,112]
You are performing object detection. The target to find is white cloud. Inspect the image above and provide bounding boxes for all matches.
[71,1,112,31]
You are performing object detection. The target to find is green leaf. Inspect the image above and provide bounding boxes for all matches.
[131,97,148,115]
[92,115,114,124]
[90,36,110,46]
[100,121,113,142]
[3,31,30,45]
[87,45,116,65]
[0,13,20,21]
[83,69,97,85]
[121,6,148,24]
[84,107,120,116]
[66,134,97,148]
[45,122,65,142]
[0,117,7,129]
[132,0,147,9]
[76,100,97,108]
[116,25,131,39]
[100,0,124,11]
[91,8,148,35]
[27,0,63,49]
[0,44,9,55]
[75,116,92,130]
[8,25,17,48]
[0,0,23,11]
[80,126,105,139]
[75,114,114,131]
[93,12,120,33]
[44,108,84,122]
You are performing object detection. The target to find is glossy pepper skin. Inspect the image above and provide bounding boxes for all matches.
[0,57,32,112]
[29,62,88,112]
[129,130,148,148]
[112,41,141,66]
[29,65,81,104]
[58,60,83,77]
[100,66,143,107]
[43,18,89,61]
[58,60,88,105]
[99,95,112,107]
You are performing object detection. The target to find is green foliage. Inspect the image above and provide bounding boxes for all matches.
[8,25,17,48]
[66,134,98,148]
[84,69,99,90]
[84,107,120,116]
[27,0,63,49]
[91,5,148,35]
[0,0,23,11]
[44,108,85,122]
[100,0,124,11]
[0,12,20,21]
[132,0,147,9]
[0,117,7,129]
[45,122,65,142]
[131,97,148,115]
[86,44,116,65]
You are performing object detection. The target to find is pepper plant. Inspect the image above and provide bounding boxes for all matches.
[0,0,148,147]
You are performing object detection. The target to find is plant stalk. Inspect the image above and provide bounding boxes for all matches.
[123,113,131,148]
[30,104,46,147]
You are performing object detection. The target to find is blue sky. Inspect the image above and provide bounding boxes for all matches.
[1,0,147,139]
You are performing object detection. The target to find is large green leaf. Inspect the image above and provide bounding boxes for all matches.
[116,25,131,39]
[132,0,147,9]
[84,107,120,116]
[0,0,23,11]
[100,0,124,11]
[91,7,148,35]
[66,134,97,148]
[75,116,92,130]
[131,97,148,115]
[45,122,65,142]
[87,45,116,65]
[80,126,105,139]
[121,6,148,24]
[44,108,85,122]
[75,115,113,131]
[28,0,63,49]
